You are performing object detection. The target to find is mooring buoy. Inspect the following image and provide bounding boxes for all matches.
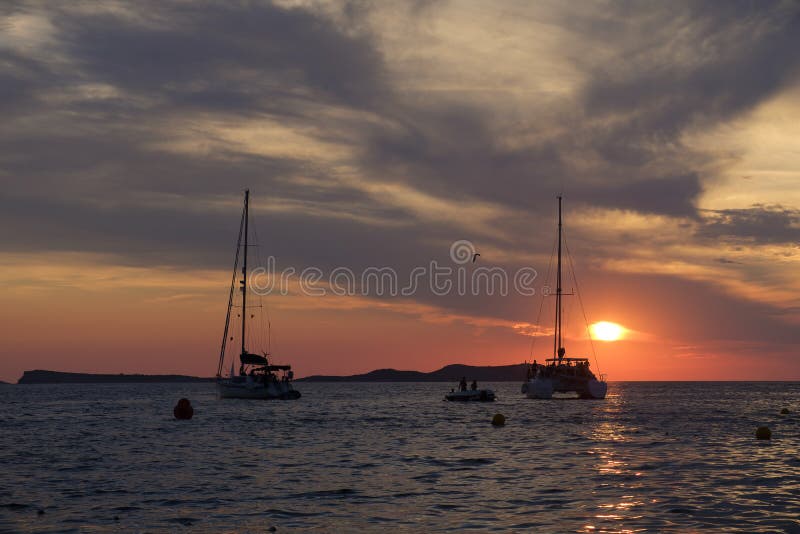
[173,398,194,420]
[755,426,771,440]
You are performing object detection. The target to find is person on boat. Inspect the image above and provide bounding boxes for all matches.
[459,377,467,392]
[471,380,478,391]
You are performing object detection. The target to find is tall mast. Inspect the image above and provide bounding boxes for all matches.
[216,201,245,377]
[241,189,249,356]
[554,196,563,361]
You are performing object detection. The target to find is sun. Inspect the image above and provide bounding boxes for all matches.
[589,321,626,342]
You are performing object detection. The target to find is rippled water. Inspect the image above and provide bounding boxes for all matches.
[1,382,799,532]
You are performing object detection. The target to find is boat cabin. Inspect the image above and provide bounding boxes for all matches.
[235,352,294,381]
[529,357,597,380]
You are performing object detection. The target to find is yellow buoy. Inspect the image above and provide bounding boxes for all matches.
[755,426,771,440]
[780,408,790,415]
[492,413,506,426]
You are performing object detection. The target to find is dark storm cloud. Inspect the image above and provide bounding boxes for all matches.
[583,3,800,133]
[699,205,800,245]
[0,130,424,271]
[2,132,301,196]
[1,0,799,272]
[0,0,407,268]
[362,103,702,218]
[569,1,800,218]
[0,65,31,112]
[0,49,52,114]
[357,1,800,220]
[0,187,415,270]
[361,106,568,211]
[56,1,388,112]
[586,174,701,217]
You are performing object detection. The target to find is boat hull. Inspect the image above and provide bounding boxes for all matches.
[522,377,606,399]
[444,389,495,402]
[217,378,301,400]
[521,378,554,399]
[587,379,608,399]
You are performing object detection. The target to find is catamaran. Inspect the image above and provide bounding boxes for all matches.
[521,197,608,399]
[215,190,301,400]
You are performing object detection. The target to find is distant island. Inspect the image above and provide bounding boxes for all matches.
[17,370,215,384]
[298,363,528,382]
[14,364,529,384]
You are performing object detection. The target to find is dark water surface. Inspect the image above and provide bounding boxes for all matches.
[1,382,799,532]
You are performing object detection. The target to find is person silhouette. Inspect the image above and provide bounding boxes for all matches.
[459,376,467,392]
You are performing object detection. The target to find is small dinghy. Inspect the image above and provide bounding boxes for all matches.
[445,378,495,402]
[444,389,496,402]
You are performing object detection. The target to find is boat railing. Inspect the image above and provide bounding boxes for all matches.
[599,373,607,382]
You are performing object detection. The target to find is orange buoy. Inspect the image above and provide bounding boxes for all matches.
[173,398,194,420]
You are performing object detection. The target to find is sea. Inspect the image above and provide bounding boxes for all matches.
[1,381,799,533]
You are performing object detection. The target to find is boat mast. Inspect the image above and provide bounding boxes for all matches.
[554,196,563,362]
[216,194,245,377]
[241,189,249,358]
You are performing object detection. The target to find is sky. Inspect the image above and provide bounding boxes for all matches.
[1,0,799,382]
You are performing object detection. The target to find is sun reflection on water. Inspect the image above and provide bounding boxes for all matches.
[579,389,652,533]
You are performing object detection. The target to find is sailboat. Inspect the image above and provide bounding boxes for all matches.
[215,190,301,400]
[521,197,608,400]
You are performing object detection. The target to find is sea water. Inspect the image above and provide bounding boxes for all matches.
[1,382,799,532]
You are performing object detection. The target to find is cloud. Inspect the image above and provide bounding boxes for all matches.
[699,204,800,244]
[1,0,799,370]
[0,48,50,114]
[581,2,800,131]
[56,1,389,112]
[350,2,800,222]
[4,1,799,253]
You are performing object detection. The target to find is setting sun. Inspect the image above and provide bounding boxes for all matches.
[590,321,626,342]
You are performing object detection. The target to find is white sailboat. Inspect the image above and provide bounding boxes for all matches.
[215,190,301,400]
[521,197,608,400]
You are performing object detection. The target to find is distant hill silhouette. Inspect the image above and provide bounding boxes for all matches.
[298,363,528,382]
[16,364,530,384]
[18,370,214,384]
